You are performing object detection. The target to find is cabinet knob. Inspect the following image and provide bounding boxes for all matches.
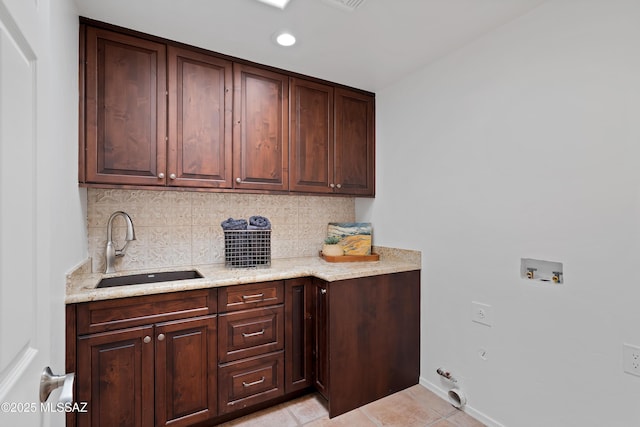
[143,336,151,344]
[158,172,165,179]
[157,333,165,341]
[236,177,242,184]
[336,183,342,189]
[320,288,327,294]
[329,183,335,188]
[169,173,176,180]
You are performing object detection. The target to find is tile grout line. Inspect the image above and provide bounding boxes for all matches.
[359,406,385,427]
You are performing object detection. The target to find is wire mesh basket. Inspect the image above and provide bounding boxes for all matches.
[223,229,271,268]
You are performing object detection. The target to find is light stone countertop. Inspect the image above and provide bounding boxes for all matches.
[65,246,421,304]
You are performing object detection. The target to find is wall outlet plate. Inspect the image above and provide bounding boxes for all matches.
[623,343,640,377]
[471,301,492,327]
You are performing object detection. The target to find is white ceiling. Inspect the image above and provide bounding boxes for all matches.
[75,0,546,92]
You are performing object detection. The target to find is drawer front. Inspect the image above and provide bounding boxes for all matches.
[76,288,217,335]
[218,281,283,312]
[218,306,284,363]
[218,352,284,414]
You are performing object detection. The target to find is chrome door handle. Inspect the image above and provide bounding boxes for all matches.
[40,366,74,403]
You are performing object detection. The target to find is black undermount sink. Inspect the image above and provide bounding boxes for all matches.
[96,270,203,288]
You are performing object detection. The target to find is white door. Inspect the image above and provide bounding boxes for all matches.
[0,0,57,425]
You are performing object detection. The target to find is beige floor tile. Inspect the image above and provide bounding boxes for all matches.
[216,403,299,427]
[428,420,459,427]
[404,385,458,417]
[214,387,486,427]
[287,393,329,424]
[361,391,442,427]
[446,410,486,427]
[303,409,378,427]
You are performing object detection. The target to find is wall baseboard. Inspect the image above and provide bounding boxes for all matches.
[419,376,506,427]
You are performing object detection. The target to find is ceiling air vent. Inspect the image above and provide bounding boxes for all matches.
[322,0,366,11]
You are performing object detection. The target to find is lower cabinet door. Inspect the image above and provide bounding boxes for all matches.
[284,278,314,393]
[155,315,218,427]
[314,280,329,398]
[218,352,284,414]
[76,325,155,427]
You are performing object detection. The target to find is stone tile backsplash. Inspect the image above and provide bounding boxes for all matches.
[87,189,355,273]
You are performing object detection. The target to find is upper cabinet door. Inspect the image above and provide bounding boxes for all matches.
[289,78,334,194]
[84,27,167,185]
[334,88,375,196]
[233,64,289,191]
[168,46,233,188]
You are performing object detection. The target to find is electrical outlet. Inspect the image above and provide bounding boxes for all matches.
[471,301,492,327]
[623,343,640,377]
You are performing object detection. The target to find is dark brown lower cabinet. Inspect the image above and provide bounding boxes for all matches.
[218,351,284,414]
[284,278,314,393]
[315,270,421,418]
[313,279,329,398]
[72,289,218,427]
[68,272,420,426]
[155,316,217,426]
[76,326,155,427]
[76,316,217,427]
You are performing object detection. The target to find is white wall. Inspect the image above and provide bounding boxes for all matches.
[357,1,640,425]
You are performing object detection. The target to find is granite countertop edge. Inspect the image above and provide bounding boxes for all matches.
[65,246,421,304]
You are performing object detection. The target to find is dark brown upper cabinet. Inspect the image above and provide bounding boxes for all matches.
[290,79,375,196]
[233,64,289,192]
[80,20,374,196]
[334,88,375,196]
[290,78,334,194]
[167,46,233,188]
[84,26,167,186]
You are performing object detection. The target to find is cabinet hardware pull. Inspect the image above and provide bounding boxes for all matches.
[242,293,264,300]
[236,177,242,183]
[320,289,327,294]
[158,172,165,179]
[242,377,265,387]
[329,183,335,188]
[143,336,151,344]
[169,173,176,180]
[157,333,165,341]
[336,183,342,189]
[242,329,265,338]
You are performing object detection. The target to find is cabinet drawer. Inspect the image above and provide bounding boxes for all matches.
[218,306,284,363]
[76,288,217,335]
[218,281,283,312]
[218,352,284,414]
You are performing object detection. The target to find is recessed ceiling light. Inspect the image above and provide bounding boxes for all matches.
[255,0,291,9]
[275,32,296,47]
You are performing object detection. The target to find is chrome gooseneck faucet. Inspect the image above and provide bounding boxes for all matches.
[105,211,136,274]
